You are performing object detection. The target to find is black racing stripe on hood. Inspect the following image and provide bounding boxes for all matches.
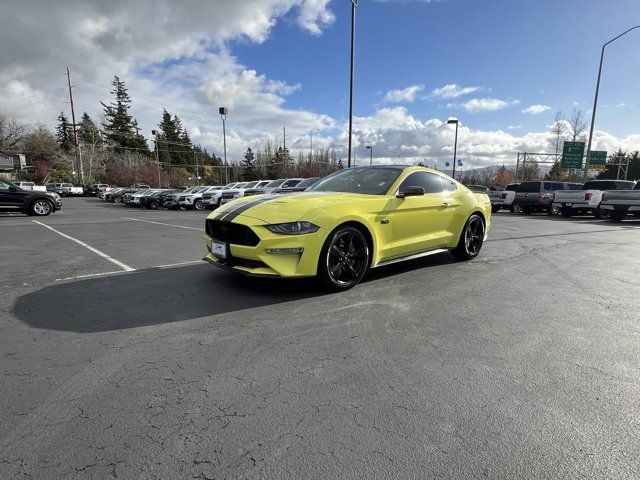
[216,195,279,222]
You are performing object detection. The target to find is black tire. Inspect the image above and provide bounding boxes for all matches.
[491,205,500,213]
[547,205,559,216]
[317,226,370,291]
[452,214,485,261]
[611,211,626,222]
[510,204,522,214]
[594,204,608,219]
[29,198,54,216]
[147,200,159,210]
[194,199,204,211]
[560,207,572,218]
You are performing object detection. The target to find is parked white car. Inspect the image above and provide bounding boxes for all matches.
[48,183,84,196]
[599,182,640,221]
[230,180,272,199]
[14,181,47,192]
[552,179,635,218]
[487,183,519,213]
[178,186,223,210]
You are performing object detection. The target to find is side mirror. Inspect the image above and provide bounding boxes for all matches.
[9,185,19,192]
[396,186,425,198]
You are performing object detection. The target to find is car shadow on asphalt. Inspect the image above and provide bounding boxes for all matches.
[13,253,459,334]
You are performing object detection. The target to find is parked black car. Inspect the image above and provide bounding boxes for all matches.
[141,189,180,209]
[513,181,583,215]
[86,183,110,196]
[0,179,62,216]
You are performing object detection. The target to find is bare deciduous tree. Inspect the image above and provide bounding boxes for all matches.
[567,107,587,142]
[0,113,28,150]
[549,111,565,155]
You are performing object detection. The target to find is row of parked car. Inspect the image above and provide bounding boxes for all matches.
[97,177,321,210]
[485,179,640,221]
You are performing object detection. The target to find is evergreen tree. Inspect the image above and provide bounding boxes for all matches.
[241,148,257,181]
[101,75,149,155]
[545,161,565,181]
[56,112,74,152]
[78,112,102,146]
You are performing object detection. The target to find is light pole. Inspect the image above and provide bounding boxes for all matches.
[151,129,161,187]
[310,128,319,159]
[347,0,358,168]
[447,118,459,179]
[219,107,229,185]
[583,25,640,182]
[366,145,373,165]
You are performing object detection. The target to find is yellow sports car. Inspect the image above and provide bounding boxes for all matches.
[203,166,491,290]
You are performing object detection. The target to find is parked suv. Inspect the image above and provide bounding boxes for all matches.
[513,181,583,215]
[0,179,62,216]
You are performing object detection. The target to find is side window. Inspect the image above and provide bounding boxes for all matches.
[283,180,301,188]
[398,172,445,194]
[0,180,10,191]
[441,176,458,191]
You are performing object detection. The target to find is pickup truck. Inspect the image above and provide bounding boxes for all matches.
[0,178,62,216]
[47,183,84,196]
[599,182,640,222]
[14,181,47,192]
[513,181,583,215]
[552,180,635,218]
[487,183,519,213]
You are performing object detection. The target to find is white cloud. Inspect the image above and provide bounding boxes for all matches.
[456,98,519,113]
[508,125,522,130]
[384,84,425,103]
[522,104,551,114]
[430,83,481,99]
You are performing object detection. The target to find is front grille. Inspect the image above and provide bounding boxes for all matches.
[221,256,268,269]
[206,220,260,246]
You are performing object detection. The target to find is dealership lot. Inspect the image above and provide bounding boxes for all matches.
[1,198,640,479]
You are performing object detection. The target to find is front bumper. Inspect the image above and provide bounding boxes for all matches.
[203,215,327,277]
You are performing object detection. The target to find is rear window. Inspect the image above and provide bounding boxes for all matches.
[564,183,583,190]
[634,183,640,190]
[614,181,635,190]
[542,182,564,191]
[505,184,519,191]
[583,181,612,190]
[516,182,541,192]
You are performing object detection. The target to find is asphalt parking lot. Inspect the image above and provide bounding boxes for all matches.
[1,198,640,479]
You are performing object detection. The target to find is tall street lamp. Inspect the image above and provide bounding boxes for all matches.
[366,145,373,165]
[219,107,229,185]
[347,0,358,168]
[151,129,161,187]
[583,25,640,181]
[447,118,459,179]
[310,128,319,159]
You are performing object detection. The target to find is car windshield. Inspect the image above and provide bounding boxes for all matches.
[243,181,259,188]
[297,178,319,188]
[310,167,403,195]
[234,183,248,188]
[266,179,285,188]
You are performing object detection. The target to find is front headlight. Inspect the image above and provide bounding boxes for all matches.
[265,221,320,235]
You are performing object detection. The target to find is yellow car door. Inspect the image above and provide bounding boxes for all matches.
[381,172,456,259]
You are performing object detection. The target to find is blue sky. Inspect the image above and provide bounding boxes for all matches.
[1,0,639,167]
[233,0,639,136]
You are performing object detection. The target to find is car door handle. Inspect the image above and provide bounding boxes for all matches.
[441,202,450,207]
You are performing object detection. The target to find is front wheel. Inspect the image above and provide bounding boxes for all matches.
[29,199,54,216]
[147,200,159,210]
[452,214,485,261]
[194,199,204,211]
[547,205,559,216]
[318,226,370,291]
[510,204,522,214]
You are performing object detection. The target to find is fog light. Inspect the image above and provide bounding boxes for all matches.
[265,247,304,255]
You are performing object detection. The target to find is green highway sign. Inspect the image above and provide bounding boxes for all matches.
[588,150,607,170]
[561,141,585,169]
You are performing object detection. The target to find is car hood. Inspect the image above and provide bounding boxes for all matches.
[208,191,369,223]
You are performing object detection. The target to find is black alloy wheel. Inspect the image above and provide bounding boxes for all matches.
[452,214,485,260]
[319,226,369,291]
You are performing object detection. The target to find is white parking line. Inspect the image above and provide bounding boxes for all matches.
[33,220,135,272]
[54,260,202,281]
[122,217,201,231]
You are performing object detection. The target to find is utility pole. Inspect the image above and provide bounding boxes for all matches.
[151,130,161,187]
[219,107,228,185]
[283,126,286,151]
[347,0,358,168]
[194,150,200,186]
[66,67,83,184]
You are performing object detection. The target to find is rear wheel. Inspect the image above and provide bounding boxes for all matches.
[318,226,370,291]
[547,205,559,216]
[510,204,522,214]
[29,199,53,216]
[452,214,485,261]
[147,199,159,210]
